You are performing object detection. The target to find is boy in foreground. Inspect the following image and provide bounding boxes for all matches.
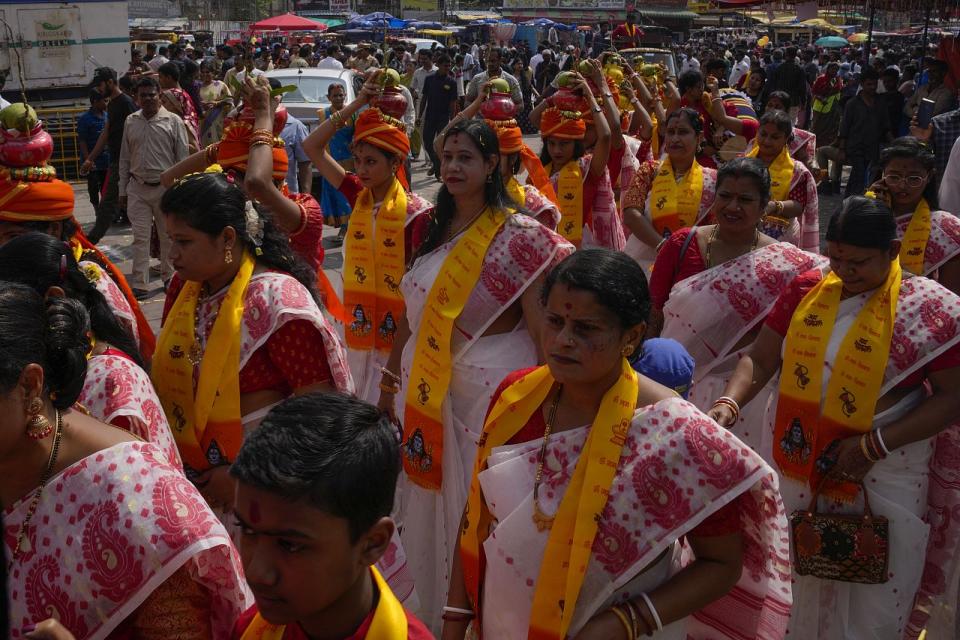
[230,393,434,639]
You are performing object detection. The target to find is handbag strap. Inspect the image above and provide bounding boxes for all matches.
[806,475,875,518]
[673,226,699,281]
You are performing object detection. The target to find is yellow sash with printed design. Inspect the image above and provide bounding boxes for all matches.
[152,250,255,471]
[461,361,639,639]
[748,144,794,201]
[648,156,705,236]
[899,198,932,275]
[546,160,584,247]
[773,259,901,499]
[240,567,408,639]
[748,144,794,232]
[506,176,526,209]
[402,208,507,490]
[343,177,407,353]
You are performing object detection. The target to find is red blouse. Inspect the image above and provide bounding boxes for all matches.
[765,269,960,387]
[607,145,626,190]
[162,274,332,395]
[648,228,707,311]
[494,368,741,537]
[287,192,325,273]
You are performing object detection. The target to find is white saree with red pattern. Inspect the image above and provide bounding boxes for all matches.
[396,213,574,632]
[478,398,792,639]
[4,441,250,640]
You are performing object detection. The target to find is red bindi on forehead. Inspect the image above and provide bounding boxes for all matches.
[249,500,262,524]
[564,302,573,310]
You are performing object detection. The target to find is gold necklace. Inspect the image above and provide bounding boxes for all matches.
[532,385,562,532]
[8,409,63,572]
[445,204,488,242]
[704,225,759,268]
[187,284,210,366]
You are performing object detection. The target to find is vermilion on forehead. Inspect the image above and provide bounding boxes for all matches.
[825,242,885,259]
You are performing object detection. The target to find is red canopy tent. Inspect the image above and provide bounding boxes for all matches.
[250,13,327,31]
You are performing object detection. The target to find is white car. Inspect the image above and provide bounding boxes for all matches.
[400,37,444,54]
[265,67,360,130]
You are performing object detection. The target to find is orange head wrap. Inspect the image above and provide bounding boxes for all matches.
[0,170,74,223]
[216,120,288,181]
[353,108,411,190]
[540,107,587,140]
[486,118,558,204]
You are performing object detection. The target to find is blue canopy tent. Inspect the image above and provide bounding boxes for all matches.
[345,17,407,30]
[358,12,395,20]
[407,21,443,29]
[468,18,512,25]
[521,18,575,30]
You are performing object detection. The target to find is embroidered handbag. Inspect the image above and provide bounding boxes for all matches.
[790,480,889,584]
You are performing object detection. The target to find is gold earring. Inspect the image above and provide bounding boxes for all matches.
[26,397,52,440]
[224,248,233,264]
[621,345,634,357]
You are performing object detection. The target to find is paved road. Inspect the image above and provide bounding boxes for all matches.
[71,132,841,334]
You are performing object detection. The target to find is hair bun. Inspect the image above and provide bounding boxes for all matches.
[44,296,91,408]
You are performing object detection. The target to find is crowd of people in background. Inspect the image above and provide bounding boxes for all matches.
[2,12,959,640]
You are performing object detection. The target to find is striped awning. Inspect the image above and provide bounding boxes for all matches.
[637,7,699,19]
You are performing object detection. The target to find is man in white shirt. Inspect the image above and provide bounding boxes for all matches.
[548,26,559,46]
[529,45,545,76]
[236,54,266,84]
[728,52,751,88]
[118,76,188,294]
[681,49,701,74]
[465,46,523,108]
[317,44,344,70]
[460,44,476,83]
[411,50,436,102]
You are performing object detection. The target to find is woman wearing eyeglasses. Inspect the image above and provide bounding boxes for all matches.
[867,137,960,294]
[865,136,960,639]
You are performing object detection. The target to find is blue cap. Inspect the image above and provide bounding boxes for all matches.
[630,338,695,399]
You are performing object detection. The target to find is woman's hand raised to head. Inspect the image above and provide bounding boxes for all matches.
[582,58,605,87]
[359,69,384,102]
[705,74,720,96]
[240,75,272,115]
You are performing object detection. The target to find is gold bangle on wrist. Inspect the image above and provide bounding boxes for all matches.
[380,367,401,385]
[379,381,400,395]
[609,606,635,640]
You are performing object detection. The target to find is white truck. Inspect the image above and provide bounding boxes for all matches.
[0,0,130,102]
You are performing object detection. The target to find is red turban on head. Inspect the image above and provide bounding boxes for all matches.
[0,171,74,223]
[216,120,288,181]
[540,107,586,140]
[353,108,411,189]
[486,118,558,204]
